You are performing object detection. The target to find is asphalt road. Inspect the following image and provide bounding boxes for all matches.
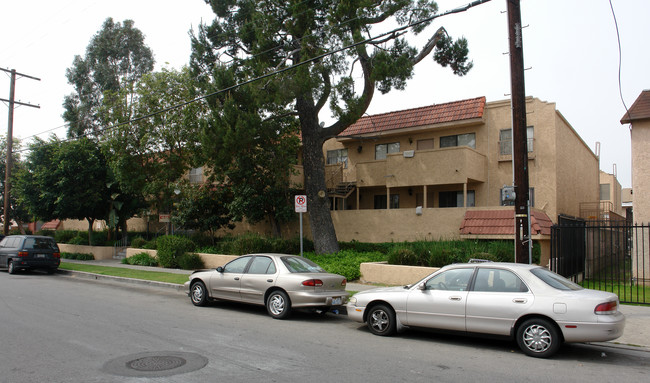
[1,271,648,383]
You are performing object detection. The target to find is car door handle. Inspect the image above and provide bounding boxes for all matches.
[513,298,527,304]
[267,279,273,283]
[449,296,462,301]
[234,277,240,281]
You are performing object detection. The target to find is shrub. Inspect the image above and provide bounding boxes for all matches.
[61,252,94,260]
[130,237,148,249]
[229,233,268,255]
[122,252,158,267]
[156,235,196,268]
[305,250,386,281]
[177,253,205,270]
[387,248,418,266]
[55,230,79,244]
[68,235,88,245]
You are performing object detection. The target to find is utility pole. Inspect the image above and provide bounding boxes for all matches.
[506,0,531,263]
[1,68,40,235]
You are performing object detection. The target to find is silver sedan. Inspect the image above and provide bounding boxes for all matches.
[185,253,348,319]
[346,262,625,358]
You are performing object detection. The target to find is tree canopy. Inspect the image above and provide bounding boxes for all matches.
[63,17,154,138]
[191,0,473,253]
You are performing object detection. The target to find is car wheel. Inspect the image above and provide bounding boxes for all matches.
[7,260,16,274]
[516,318,561,358]
[190,281,209,307]
[266,290,291,319]
[367,304,396,336]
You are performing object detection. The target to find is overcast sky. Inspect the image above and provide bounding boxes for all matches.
[1,0,647,188]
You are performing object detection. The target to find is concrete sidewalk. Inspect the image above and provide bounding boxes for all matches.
[59,259,650,352]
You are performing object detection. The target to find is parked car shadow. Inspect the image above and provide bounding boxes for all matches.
[203,299,349,322]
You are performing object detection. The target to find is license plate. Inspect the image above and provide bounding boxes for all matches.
[36,254,47,258]
[332,297,342,305]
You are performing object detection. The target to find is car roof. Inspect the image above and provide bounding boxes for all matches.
[444,262,541,271]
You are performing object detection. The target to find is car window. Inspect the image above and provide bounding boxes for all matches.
[247,256,276,274]
[23,237,58,250]
[530,267,583,291]
[223,256,252,273]
[473,268,529,292]
[281,256,325,273]
[425,268,474,291]
[0,237,8,247]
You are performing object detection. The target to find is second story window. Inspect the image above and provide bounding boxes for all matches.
[600,184,611,200]
[375,142,400,160]
[327,149,348,168]
[189,167,203,184]
[440,133,476,149]
[499,127,534,155]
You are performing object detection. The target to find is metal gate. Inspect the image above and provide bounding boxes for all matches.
[551,217,648,305]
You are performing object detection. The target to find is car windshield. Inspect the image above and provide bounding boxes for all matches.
[281,256,325,273]
[23,237,58,250]
[530,267,583,291]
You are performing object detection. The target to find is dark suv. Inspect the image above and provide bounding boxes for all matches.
[0,235,61,274]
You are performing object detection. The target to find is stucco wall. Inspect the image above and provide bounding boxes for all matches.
[59,244,116,260]
[632,120,650,224]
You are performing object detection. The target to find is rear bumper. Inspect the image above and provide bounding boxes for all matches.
[559,313,626,342]
[11,257,60,270]
[287,290,349,308]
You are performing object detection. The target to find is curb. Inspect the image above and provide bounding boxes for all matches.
[57,269,186,293]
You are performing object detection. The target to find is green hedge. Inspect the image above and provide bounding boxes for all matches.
[61,252,95,260]
[156,235,196,268]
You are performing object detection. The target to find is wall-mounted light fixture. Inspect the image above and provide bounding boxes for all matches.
[357,145,363,153]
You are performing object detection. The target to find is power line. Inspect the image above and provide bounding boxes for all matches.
[608,0,629,119]
[14,0,492,153]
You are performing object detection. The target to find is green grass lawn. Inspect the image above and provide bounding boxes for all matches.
[59,262,189,285]
[581,280,650,304]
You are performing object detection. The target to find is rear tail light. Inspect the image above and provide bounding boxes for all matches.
[18,251,28,257]
[595,301,618,315]
[302,279,323,287]
[53,252,61,258]
[341,279,347,286]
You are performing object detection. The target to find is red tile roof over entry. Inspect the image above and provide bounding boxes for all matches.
[460,210,552,236]
[621,90,650,123]
[339,96,486,137]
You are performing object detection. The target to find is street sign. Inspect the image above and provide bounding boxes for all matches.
[295,195,307,213]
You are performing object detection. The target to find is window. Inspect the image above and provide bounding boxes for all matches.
[425,268,474,291]
[600,184,611,200]
[375,142,400,160]
[417,138,434,150]
[530,267,583,291]
[189,167,203,184]
[223,256,252,273]
[373,195,399,209]
[281,256,325,273]
[439,191,475,208]
[499,127,534,155]
[501,187,535,207]
[327,149,348,168]
[472,268,529,292]
[440,133,476,149]
[247,256,276,274]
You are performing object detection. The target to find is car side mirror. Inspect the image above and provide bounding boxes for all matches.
[216,266,224,273]
[418,282,427,291]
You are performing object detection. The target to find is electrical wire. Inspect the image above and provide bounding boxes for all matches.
[13,0,492,154]
[609,0,629,119]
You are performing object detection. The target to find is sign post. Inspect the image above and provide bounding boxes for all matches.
[294,195,307,256]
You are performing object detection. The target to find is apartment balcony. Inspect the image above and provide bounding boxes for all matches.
[356,146,487,188]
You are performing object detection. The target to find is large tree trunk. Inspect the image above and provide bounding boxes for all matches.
[299,116,340,254]
[86,218,95,245]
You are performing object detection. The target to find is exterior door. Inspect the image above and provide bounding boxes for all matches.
[239,256,278,304]
[210,256,252,301]
[466,268,534,335]
[405,268,475,331]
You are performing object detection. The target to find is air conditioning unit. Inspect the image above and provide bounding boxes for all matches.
[403,150,415,158]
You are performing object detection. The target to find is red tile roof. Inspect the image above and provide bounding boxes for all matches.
[460,210,552,236]
[339,96,486,137]
[621,90,650,123]
[40,220,60,230]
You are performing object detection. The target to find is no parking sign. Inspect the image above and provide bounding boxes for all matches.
[295,195,307,213]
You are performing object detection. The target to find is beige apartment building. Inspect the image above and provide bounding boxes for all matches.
[314,96,599,243]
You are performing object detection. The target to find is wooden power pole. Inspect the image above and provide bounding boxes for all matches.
[506,0,531,263]
[1,68,40,235]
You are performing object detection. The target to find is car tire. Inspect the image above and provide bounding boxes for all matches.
[7,260,16,274]
[266,290,291,319]
[516,318,561,358]
[366,304,396,336]
[190,281,209,307]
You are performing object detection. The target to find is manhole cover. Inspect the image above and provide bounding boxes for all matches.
[103,351,207,377]
[127,355,187,371]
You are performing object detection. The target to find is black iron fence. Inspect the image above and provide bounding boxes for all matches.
[551,217,649,305]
